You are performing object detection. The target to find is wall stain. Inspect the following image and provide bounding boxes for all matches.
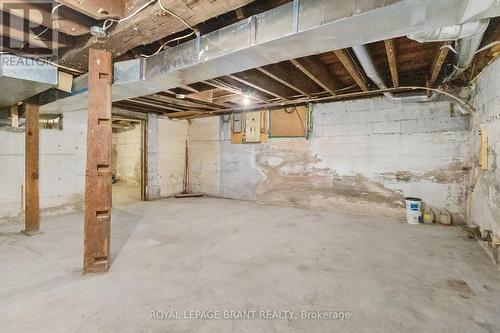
[254,142,405,216]
[381,160,469,184]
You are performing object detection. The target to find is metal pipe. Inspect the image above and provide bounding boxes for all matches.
[352,19,489,103]
[351,45,438,103]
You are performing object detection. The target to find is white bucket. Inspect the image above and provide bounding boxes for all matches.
[405,197,422,224]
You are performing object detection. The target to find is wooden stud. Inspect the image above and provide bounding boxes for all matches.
[24,102,40,235]
[429,41,451,87]
[384,39,399,88]
[83,49,113,274]
[334,49,369,91]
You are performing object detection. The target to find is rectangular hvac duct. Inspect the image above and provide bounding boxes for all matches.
[40,0,499,113]
[0,54,58,108]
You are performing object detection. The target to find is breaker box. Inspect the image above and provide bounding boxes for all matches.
[245,111,261,143]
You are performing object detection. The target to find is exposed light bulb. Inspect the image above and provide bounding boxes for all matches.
[242,95,251,106]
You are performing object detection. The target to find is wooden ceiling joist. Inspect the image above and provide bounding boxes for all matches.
[334,49,369,91]
[384,39,399,88]
[429,41,452,87]
[203,78,268,103]
[126,98,185,113]
[290,57,343,95]
[228,70,293,100]
[257,63,313,97]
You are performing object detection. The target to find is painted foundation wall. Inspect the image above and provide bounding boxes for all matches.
[213,98,471,220]
[469,58,500,237]
[188,117,220,195]
[146,114,188,199]
[112,125,141,185]
[0,110,86,224]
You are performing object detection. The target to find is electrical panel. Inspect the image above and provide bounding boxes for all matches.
[245,111,261,143]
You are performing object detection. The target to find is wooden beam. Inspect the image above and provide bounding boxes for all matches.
[290,57,343,95]
[24,102,39,235]
[334,49,369,91]
[58,0,253,70]
[429,41,451,87]
[55,0,124,20]
[10,104,19,127]
[128,98,186,113]
[384,39,399,88]
[84,49,112,274]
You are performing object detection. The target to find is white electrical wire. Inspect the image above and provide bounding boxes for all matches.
[140,29,198,57]
[102,0,157,31]
[475,41,500,54]
[157,0,195,31]
[21,3,64,49]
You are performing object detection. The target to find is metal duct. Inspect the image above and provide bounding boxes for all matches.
[351,45,438,103]
[354,19,489,103]
[408,19,490,42]
[0,54,58,108]
[40,0,499,113]
[408,19,489,80]
[449,21,489,79]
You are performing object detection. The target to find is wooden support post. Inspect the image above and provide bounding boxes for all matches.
[10,104,19,127]
[83,49,112,274]
[24,102,40,235]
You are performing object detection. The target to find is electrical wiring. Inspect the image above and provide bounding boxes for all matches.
[102,0,157,31]
[474,41,500,54]
[139,29,198,57]
[21,3,64,49]
[140,0,198,57]
[158,0,195,31]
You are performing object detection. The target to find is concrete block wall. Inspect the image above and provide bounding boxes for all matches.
[217,98,470,219]
[469,58,500,238]
[0,110,86,224]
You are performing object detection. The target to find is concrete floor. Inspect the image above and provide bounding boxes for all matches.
[113,182,141,206]
[1,197,499,333]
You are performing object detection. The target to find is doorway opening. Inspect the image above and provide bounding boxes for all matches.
[112,117,146,205]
